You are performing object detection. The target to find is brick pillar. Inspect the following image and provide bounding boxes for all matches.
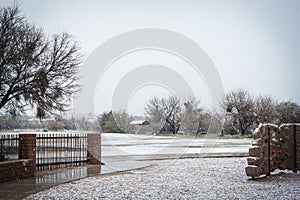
[87,133,101,165]
[19,134,36,168]
[87,165,101,175]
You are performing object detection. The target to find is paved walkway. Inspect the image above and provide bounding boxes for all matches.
[25,157,300,200]
[0,161,150,200]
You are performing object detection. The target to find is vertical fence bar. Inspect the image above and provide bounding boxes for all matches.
[76,134,78,166]
[69,133,71,167]
[38,134,40,171]
[267,126,271,176]
[41,133,43,171]
[294,125,297,173]
[39,133,41,171]
[71,133,73,167]
[75,134,77,166]
[60,133,62,168]
[73,134,78,166]
[51,133,56,168]
[42,133,45,171]
[36,134,38,171]
[45,133,48,170]
[52,133,54,170]
[80,133,82,165]
[67,133,69,168]
[45,133,47,171]
[55,133,57,169]
[73,134,75,166]
[74,134,76,166]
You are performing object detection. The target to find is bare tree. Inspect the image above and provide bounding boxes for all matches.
[144,97,165,133]
[276,101,300,124]
[225,89,256,135]
[145,96,182,134]
[0,5,82,118]
[180,97,211,134]
[255,95,277,124]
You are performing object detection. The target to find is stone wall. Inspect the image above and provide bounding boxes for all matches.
[245,123,300,178]
[0,159,35,183]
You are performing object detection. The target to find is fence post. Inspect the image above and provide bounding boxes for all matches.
[267,126,271,176]
[19,134,36,169]
[294,125,297,173]
[87,133,101,165]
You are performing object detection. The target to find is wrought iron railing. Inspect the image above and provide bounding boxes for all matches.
[36,133,88,171]
[0,134,20,161]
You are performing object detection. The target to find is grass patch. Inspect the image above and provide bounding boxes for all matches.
[220,134,253,139]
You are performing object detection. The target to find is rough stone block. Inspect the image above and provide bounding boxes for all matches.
[247,157,263,166]
[245,166,262,178]
[249,147,261,157]
[251,139,262,146]
[253,129,261,140]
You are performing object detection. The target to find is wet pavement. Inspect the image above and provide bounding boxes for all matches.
[0,161,150,200]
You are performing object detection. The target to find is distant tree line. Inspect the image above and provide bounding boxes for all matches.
[1,89,299,135]
[0,113,97,131]
[142,90,300,135]
[144,96,210,135]
[223,89,300,135]
[0,111,134,133]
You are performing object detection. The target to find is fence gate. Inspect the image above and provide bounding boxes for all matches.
[36,133,88,171]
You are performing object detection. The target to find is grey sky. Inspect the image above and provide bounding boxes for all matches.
[2,0,300,115]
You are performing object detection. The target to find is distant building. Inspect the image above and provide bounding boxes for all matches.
[130,120,150,134]
[129,120,150,126]
[27,118,55,122]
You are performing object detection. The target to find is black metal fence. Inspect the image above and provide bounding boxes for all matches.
[36,133,88,171]
[0,134,20,161]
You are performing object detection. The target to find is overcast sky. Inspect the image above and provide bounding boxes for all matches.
[2,0,300,115]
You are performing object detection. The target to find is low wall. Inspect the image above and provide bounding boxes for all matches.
[246,123,300,178]
[0,159,35,183]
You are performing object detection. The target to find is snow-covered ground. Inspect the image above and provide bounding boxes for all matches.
[102,133,251,161]
[25,157,300,199]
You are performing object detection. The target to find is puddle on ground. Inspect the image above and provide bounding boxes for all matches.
[0,165,101,200]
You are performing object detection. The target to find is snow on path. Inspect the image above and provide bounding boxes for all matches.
[25,157,300,200]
